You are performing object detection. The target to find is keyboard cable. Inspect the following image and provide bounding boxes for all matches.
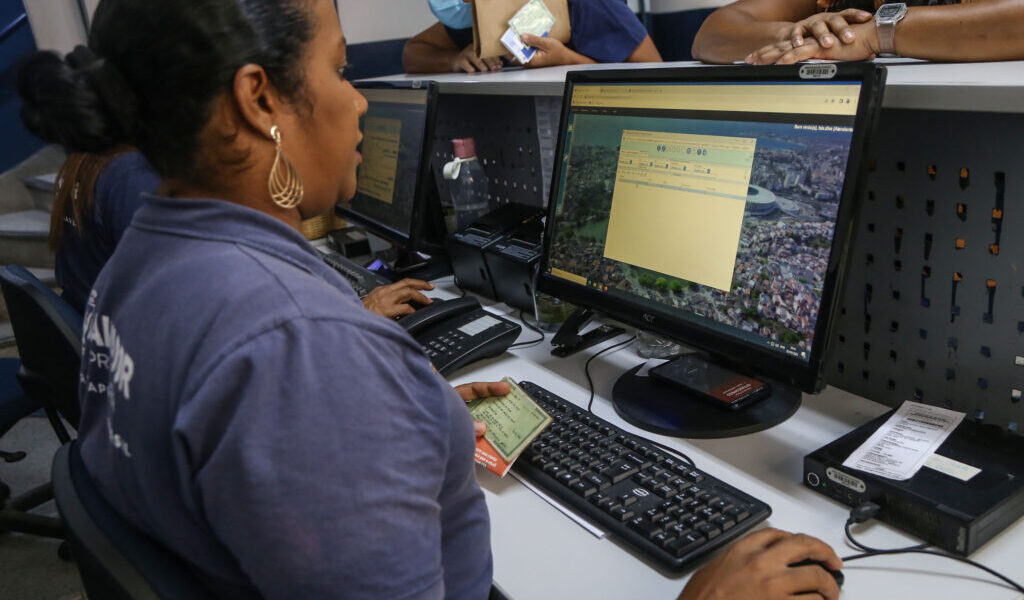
[581,333,695,467]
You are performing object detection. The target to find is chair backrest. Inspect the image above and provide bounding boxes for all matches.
[52,442,217,600]
[0,265,83,429]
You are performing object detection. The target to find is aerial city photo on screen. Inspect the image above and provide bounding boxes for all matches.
[549,112,854,357]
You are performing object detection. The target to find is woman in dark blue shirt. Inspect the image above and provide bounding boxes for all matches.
[404,0,662,73]
[48,150,159,313]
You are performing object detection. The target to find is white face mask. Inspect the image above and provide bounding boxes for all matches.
[428,0,474,29]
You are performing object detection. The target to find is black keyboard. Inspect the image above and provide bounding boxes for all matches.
[319,249,392,298]
[513,381,772,571]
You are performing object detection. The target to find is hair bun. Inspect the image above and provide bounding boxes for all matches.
[16,46,137,153]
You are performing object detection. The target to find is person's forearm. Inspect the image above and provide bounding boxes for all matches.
[692,8,793,64]
[893,1,1024,62]
[402,41,458,73]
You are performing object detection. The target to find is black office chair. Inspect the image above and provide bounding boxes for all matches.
[0,264,83,540]
[0,264,82,439]
[53,442,216,600]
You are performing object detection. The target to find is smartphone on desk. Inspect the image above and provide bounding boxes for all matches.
[649,355,769,411]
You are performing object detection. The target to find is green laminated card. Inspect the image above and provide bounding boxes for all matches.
[467,377,553,462]
[508,0,556,38]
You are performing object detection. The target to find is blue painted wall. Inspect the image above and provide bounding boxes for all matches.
[1,0,45,174]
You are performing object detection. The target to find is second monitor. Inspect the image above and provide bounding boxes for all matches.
[337,82,447,275]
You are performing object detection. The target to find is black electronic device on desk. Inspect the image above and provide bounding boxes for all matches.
[537,63,885,438]
[804,411,1024,556]
[318,247,392,298]
[448,203,544,299]
[482,213,544,311]
[397,296,521,376]
[337,81,451,280]
[512,381,771,571]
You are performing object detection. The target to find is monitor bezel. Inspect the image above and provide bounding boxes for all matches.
[537,64,885,393]
[337,80,440,252]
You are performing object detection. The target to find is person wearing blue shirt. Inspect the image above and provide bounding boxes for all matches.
[404,0,663,73]
[48,151,159,313]
[18,0,843,598]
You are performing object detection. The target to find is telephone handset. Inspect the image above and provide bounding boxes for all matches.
[397,296,522,376]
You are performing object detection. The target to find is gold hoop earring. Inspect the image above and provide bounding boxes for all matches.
[268,125,303,209]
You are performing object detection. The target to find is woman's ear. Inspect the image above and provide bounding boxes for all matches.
[232,64,278,139]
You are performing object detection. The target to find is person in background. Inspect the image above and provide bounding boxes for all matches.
[404,0,662,73]
[18,49,427,319]
[692,0,1024,65]
[19,0,841,598]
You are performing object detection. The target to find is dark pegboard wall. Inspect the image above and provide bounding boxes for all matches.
[826,108,1024,434]
[430,93,558,210]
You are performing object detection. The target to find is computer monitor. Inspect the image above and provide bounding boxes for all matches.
[336,82,446,271]
[538,64,885,438]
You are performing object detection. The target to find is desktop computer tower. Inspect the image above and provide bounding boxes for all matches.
[447,203,544,299]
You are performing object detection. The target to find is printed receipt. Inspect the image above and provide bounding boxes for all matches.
[843,401,965,481]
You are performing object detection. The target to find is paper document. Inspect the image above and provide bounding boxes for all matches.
[843,401,965,481]
[468,377,553,476]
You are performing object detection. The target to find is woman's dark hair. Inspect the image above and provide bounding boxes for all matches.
[17,0,316,183]
[48,150,127,251]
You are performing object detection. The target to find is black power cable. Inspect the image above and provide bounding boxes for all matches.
[509,309,545,349]
[841,503,1024,594]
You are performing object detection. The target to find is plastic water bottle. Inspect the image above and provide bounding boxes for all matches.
[442,138,491,232]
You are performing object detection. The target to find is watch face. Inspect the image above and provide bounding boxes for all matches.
[877,3,905,19]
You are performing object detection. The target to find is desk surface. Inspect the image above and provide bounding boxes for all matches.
[434,282,1024,600]
[363,59,1024,113]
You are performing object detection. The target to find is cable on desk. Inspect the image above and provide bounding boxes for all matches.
[579,333,696,467]
[646,439,694,467]
[583,333,636,414]
[509,309,545,349]
[839,503,1024,594]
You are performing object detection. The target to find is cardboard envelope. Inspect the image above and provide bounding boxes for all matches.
[472,0,571,59]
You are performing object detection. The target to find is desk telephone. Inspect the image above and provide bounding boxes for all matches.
[397,296,521,376]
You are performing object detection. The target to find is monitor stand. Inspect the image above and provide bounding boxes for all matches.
[611,360,801,439]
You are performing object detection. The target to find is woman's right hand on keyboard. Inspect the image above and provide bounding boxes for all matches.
[362,278,435,318]
[677,528,842,600]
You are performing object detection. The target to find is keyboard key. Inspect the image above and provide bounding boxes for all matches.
[667,533,705,558]
[652,531,677,547]
[653,484,679,499]
[570,481,597,498]
[610,506,636,521]
[600,461,639,483]
[628,517,663,539]
[696,523,722,540]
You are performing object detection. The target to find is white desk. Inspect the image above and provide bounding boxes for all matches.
[365,59,1024,112]
[437,285,1024,600]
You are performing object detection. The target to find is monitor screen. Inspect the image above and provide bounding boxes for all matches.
[540,66,881,392]
[338,85,434,245]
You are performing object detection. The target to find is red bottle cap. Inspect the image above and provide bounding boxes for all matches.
[452,137,477,159]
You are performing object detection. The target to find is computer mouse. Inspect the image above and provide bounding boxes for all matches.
[789,559,845,587]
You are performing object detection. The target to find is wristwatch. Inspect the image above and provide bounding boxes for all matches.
[875,2,908,57]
